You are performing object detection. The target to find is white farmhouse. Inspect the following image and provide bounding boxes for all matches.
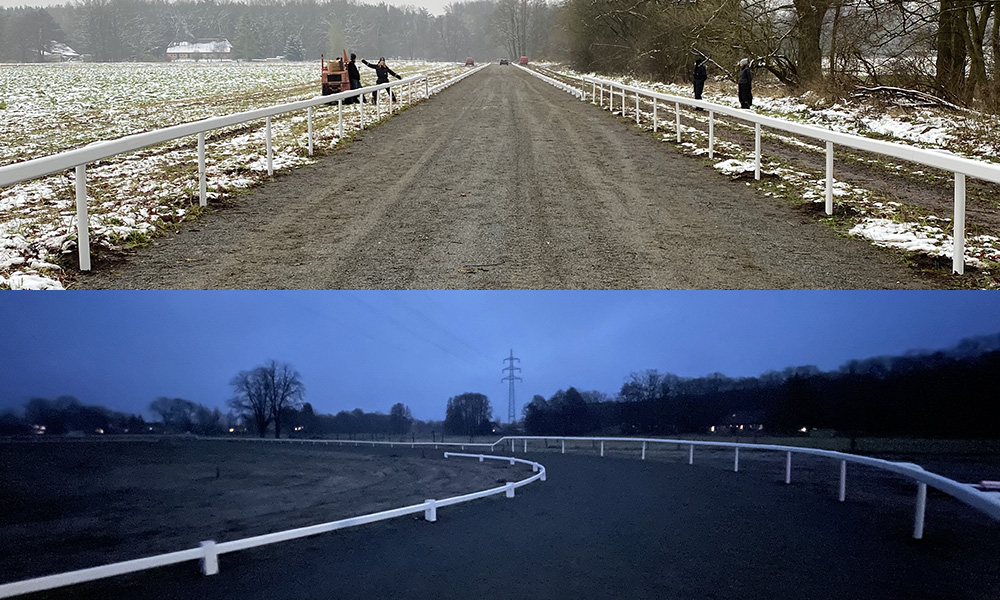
[165,39,233,61]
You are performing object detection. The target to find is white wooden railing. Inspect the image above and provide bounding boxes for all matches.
[0,67,488,273]
[570,74,1000,275]
[0,450,544,599]
[491,435,1000,539]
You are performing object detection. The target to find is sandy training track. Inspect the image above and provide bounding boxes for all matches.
[78,66,930,290]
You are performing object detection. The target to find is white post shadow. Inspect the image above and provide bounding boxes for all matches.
[424,499,437,522]
[75,165,91,271]
[265,116,273,176]
[825,141,833,215]
[839,460,847,502]
[307,106,313,156]
[785,451,792,484]
[754,123,761,180]
[708,111,715,159]
[913,483,927,539]
[734,447,740,472]
[200,541,218,576]
[953,173,966,274]
[197,133,206,207]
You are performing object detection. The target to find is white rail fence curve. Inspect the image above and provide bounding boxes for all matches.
[491,434,1000,540]
[0,65,487,273]
[550,71,1000,275]
[0,450,544,599]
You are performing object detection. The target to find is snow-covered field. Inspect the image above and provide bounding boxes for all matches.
[545,65,1000,285]
[0,61,466,289]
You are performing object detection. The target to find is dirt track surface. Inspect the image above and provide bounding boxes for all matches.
[24,449,1000,600]
[77,66,932,289]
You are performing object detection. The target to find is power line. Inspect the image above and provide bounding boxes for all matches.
[501,349,522,423]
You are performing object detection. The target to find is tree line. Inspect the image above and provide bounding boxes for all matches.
[3,0,997,109]
[521,337,1000,439]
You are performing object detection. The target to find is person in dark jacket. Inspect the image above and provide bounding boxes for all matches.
[693,58,708,111]
[346,53,361,104]
[361,57,402,104]
[738,58,753,109]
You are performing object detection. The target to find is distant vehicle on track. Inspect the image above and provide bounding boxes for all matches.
[465,57,475,66]
[518,56,528,65]
[499,58,509,65]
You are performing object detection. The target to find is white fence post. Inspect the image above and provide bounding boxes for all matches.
[839,460,847,502]
[561,439,565,454]
[642,441,646,460]
[197,133,206,207]
[307,106,313,156]
[675,102,681,143]
[953,173,966,274]
[505,482,515,498]
[688,444,694,465]
[825,141,833,215]
[600,441,605,457]
[74,165,91,271]
[338,100,344,139]
[424,78,429,99]
[785,451,792,484]
[635,91,640,124]
[734,447,740,472]
[424,499,437,522]
[913,483,927,539]
[265,116,273,176]
[524,439,527,453]
[599,84,603,107]
[754,122,761,180]
[540,468,546,482]
[591,81,596,103]
[200,541,218,576]
[479,455,484,462]
[653,100,658,132]
[708,111,715,159]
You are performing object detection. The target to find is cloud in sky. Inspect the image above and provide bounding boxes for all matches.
[2,291,997,421]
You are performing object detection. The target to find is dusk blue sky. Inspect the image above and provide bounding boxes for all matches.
[1,291,998,422]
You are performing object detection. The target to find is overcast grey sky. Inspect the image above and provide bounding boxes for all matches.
[2,291,998,422]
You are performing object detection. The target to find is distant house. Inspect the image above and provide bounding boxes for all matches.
[165,39,232,61]
[42,41,80,62]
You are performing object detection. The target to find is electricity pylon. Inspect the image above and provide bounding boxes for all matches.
[501,349,522,423]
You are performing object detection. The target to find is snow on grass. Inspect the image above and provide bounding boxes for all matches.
[544,64,1000,283]
[0,61,466,289]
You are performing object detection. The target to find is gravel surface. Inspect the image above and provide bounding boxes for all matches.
[76,66,932,289]
[26,450,999,600]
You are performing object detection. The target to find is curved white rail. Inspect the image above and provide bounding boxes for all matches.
[490,435,1000,536]
[538,70,1000,275]
[514,63,585,100]
[0,450,544,599]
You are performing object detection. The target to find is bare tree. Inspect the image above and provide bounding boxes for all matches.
[229,360,305,438]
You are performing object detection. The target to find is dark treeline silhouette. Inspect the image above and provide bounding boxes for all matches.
[0,396,147,436]
[523,334,1000,440]
[283,401,424,438]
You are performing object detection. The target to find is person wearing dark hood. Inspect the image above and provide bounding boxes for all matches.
[346,53,361,104]
[693,57,708,111]
[361,57,402,104]
[738,58,753,109]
